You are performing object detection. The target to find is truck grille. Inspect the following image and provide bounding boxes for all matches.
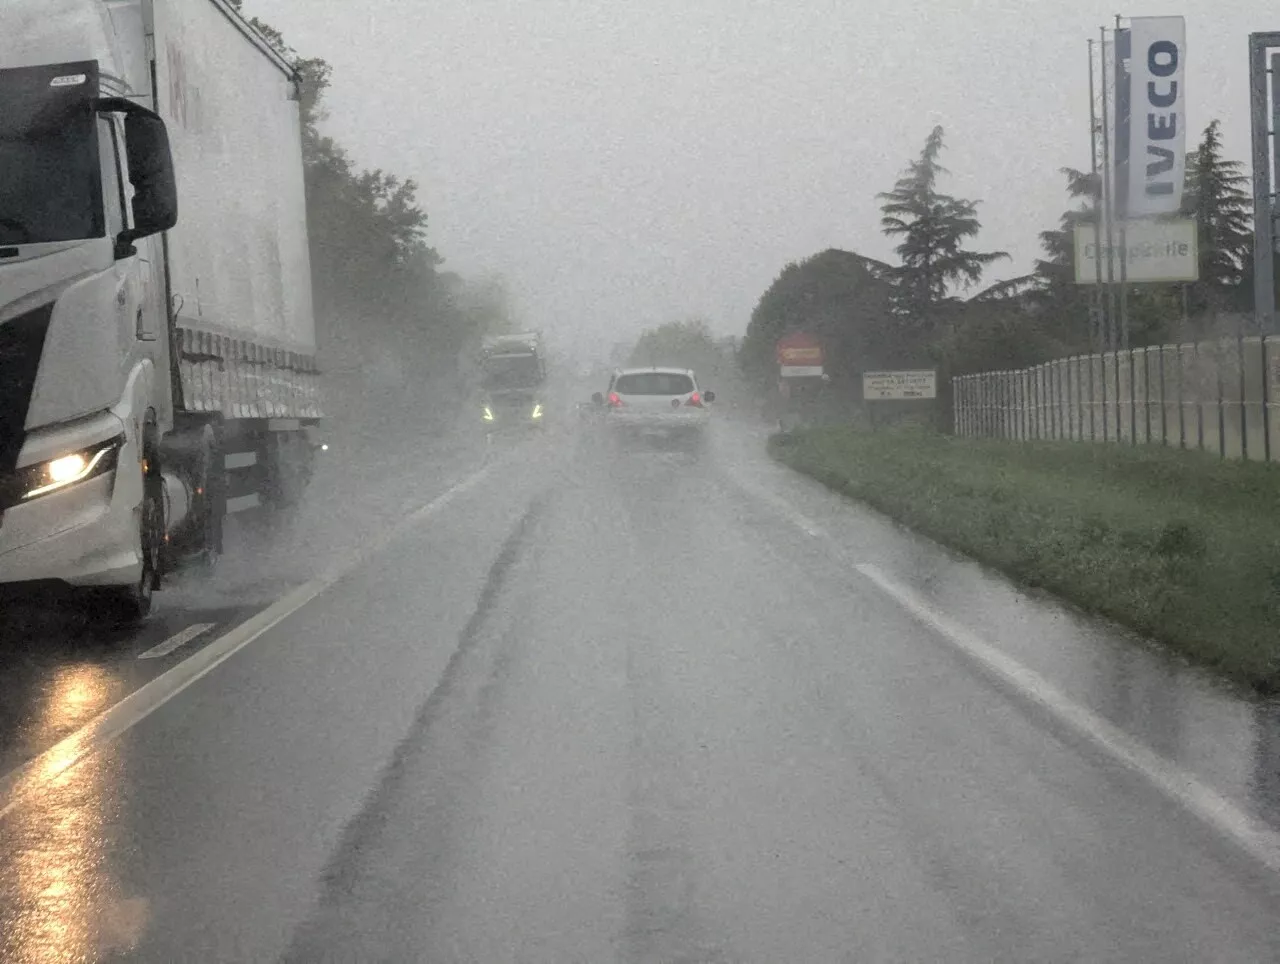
[0,302,54,476]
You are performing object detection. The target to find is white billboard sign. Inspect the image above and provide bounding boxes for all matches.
[1123,17,1187,216]
[863,370,937,400]
[780,365,824,378]
[1073,218,1198,283]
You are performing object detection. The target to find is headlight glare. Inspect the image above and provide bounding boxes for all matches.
[19,439,121,502]
[531,404,543,419]
[482,406,495,422]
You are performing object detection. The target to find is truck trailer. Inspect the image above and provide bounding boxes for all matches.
[0,0,323,621]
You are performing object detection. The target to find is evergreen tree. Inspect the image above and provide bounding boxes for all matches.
[1183,120,1253,321]
[878,126,1008,328]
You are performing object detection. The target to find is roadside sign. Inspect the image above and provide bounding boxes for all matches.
[780,365,823,378]
[1073,218,1199,283]
[776,332,824,376]
[863,370,937,400]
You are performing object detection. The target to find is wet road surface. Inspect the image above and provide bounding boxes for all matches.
[2,416,1280,961]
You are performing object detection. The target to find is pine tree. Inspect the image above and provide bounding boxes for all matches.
[1183,120,1253,321]
[878,126,1008,328]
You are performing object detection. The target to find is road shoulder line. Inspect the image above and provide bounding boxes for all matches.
[0,460,502,822]
[855,562,1280,877]
[137,623,215,660]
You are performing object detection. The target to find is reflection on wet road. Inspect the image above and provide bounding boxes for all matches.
[2,416,1280,961]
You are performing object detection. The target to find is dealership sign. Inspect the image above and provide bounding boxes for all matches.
[1116,17,1187,217]
[1073,218,1198,283]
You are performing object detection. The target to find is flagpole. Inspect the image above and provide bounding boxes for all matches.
[1088,38,1105,440]
[1099,26,1116,351]
[1088,40,1106,348]
[1116,14,1130,355]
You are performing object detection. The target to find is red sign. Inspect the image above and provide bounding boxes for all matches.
[775,332,824,367]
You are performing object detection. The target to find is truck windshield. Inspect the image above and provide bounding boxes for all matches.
[482,355,542,390]
[0,64,103,246]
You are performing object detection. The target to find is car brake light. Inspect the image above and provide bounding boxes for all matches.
[686,392,702,407]
[608,392,622,407]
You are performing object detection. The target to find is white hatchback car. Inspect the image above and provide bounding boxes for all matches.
[593,367,715,449]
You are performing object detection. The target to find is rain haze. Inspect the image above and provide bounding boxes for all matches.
[252,0,1262,356]
[7,0,1280,960]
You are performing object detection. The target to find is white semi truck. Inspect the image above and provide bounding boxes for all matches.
[0,0,323,621]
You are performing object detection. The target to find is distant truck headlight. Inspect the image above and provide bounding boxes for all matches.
[482,406,495,422]
[531,404,543,420]
[18,438,121,503]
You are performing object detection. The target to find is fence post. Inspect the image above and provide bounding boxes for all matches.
[1001,371,1010,439]
[1141,349,1150,444]
[1237,332,1249,461]
[1177,344,1186,449]
[1077,356,1085,441]
[1047,363,1055,439]
[1024,366,1034,442]
[1264,336,1272,462]
[1101,352,1109,443]
[1194,341,1204,451]
[1031,366,1038,441]
[1217,342,1227,459]
[1089,350,1097,442]
[1159,345,1167,446]
[1114,349,1122,442]
[1129,347,1137,445]
[1054,360,1062,439]
[985,373,993,438]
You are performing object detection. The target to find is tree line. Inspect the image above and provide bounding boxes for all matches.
[740,120,1263,392]
[228,2,508,387]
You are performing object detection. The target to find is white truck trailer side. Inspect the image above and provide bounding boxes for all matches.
[0,0,323,621]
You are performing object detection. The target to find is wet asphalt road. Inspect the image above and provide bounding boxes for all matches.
[2,415,1280,962]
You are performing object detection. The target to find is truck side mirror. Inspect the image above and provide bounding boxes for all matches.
[591,392,604,405]
[703,390,716,403]
[121,112,178,245]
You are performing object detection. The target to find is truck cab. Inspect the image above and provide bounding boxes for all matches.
[1,2,178,619]
[478,333,548,435]
[2,0,323,624]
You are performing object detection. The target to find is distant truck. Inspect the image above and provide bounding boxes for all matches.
[478,332,547,433]
[0,0,323,621]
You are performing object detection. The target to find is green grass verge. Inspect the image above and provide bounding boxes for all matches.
[769,426,1280,692]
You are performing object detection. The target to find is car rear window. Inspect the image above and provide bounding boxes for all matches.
[614,373,695,396]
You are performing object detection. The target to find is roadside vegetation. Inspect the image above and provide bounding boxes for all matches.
[770,426,1280,692]
[740,121,1258,406]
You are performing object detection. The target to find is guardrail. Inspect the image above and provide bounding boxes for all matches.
[953,336,1280,461]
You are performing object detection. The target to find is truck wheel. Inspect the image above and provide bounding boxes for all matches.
[101,472,163,625]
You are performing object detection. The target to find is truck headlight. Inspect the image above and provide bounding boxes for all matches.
[531,404,543,420]
[18,438,121,502]
[482,406,495,422]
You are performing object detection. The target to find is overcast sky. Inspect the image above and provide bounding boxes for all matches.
[249,0,1270,358]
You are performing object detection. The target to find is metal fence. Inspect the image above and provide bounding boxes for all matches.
[953,336,1280,461]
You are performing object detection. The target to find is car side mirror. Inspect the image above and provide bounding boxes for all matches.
[703,390,716,403]
[591,392,604,405]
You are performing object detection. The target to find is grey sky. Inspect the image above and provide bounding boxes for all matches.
[251,0,1267,357]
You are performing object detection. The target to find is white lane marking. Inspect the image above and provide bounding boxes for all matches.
[137,623,215,660]
[0,459,503,822]
[855,562,1280,876]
